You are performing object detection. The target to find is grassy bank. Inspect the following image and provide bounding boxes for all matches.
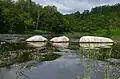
[90,29,120,36]
[62,29,120,40]
[25,30,51,34]
[5,29,120,37]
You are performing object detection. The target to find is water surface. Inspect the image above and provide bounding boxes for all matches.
[0,34,120,79]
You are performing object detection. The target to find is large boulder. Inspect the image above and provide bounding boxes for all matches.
[26,35,47,42]
[50,36,69,43]
[79,36,113,43]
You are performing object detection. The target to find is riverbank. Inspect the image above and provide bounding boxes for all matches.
[1,29,120,37]
[64,29,120,37]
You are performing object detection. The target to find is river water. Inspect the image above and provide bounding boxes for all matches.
[0,34,120,79]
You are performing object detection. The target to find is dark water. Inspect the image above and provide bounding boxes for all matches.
[0,34,120,79]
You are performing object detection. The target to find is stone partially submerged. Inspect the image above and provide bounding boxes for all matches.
[79,36,113,43]
[26,35,47,42]
[50,36,69,43]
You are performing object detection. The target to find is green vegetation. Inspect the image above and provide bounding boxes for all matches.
[79,42,120,61]
[0,43,61,67]
[0,0,120,35]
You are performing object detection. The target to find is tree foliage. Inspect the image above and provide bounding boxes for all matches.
[0,0,120,34]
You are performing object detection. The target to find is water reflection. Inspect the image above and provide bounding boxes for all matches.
[78,42,120,79]
[0,34,28,43]
[79,44,112,60]
[0,53,119,79]
[106,58,120,64]
[79,43,113,49]
[0,42,5,45]
[79,42,120,64]
[27,42,47,47]
[0,43,60,67]
[0,41,61,79]
[0,34,120,79]
[78,58,120,79]
[51,43,69,48]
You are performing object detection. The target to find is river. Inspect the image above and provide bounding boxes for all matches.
[0,34,120,79]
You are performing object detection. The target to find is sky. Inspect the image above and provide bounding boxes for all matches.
[32,0,120,14]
